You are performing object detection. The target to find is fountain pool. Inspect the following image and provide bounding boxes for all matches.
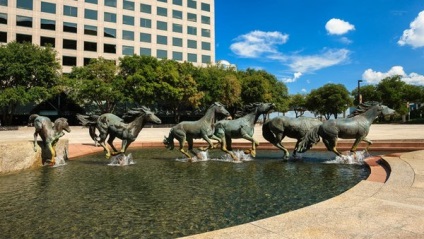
[0,149,376,238]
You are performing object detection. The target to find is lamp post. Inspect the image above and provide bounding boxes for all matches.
[357,80,363,104]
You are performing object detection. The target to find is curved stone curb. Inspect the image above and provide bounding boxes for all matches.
[181,150,424,238]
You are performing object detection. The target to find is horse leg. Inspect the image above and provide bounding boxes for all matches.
[362,138,373,152]
[178,135,192,160]
[241,130,258,157]
[329,138,343,157]
[274,133,290,159]
[219,134,238,161]
[209,134,222,149]
[107,135,119,155]
[97,130,112,158]
[48,143,56,166]
[89,126,99,146]
[33,131,39,152]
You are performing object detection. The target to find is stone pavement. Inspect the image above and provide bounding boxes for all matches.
[2,124,424,238]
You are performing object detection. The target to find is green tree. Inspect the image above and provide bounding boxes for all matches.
[64,57,125,113]
[351,84,381,105]
[305,83,352,119]
[289,94,307,117]
[0,42,61,125]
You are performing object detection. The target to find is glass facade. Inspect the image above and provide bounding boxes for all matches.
[1,0,214,71]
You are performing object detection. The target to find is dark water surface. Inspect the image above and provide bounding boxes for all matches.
[0,149,371,238]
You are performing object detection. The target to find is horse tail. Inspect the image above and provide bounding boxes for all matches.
[262,120,278,145]
[28,114,40,124]
[297,125,321,153]
[76,113,97,126]
[163,128,175,150]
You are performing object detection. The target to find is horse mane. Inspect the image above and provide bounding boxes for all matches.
[235,102,261,118]
[122,106,152,122]
[28,114,40,123]
[347,101,380,118]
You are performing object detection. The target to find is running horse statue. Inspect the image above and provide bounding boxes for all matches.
[296,101,395,156]
[77,106,162,159]
[262,116,322,159]
[211,102,275,160]
[163,102,230,161]
[29,114,71,165]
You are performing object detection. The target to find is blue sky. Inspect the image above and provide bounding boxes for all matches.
[214,0,424,95]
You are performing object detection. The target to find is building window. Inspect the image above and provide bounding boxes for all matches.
[140,47,151,56]
[84,25,97,36]
[123,15,134,25]
[172,37,182,47]
[188,53,197,62]
[122,46,134,55]
[17,0,32,10]
[187,39,197,49]
[0,13,7,25]
[63,22,77,33]
[173,23,182,33]
[64,6,77,17]
[84,41,97,52]
[104,28,116,38]
[104,12,116,23]
[63,39,77,49]
[201,3,210,12]
[188,0,196,9]
[105,0,117,7]
[122,30,134,40]
[85,0,97,4]
[202,55,211,64]
[173,51,182,61]
[173,0,182,6]
[201,16,210,24]
[187,26,197,35]
[85,9,97,20]
[201,28,210,38]
[173,10,182,19]
[202,42,210,50]
[16,16,32,28]
[63,56,77,66]
[0,0,7,7]
[84,58,93,66]
[140,18,151,28]
[41,19,55,31]
[157,35,167,45]
[140,4,151,14]
[140,33,151,43]
[104,44,116,53]
[16,34,32,43]
[157,21,167,31]
[40,36,55,47]
[0,32,7,42]
[187,13,196,22]
[158,0,167,2]
[157,7,167,17]
[41,2,56,14]
[123,1,134,10]
[157,49,167,59]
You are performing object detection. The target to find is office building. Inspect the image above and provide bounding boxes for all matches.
[0,0,215,73]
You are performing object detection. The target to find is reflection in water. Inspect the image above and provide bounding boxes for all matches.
[0,149,371,238]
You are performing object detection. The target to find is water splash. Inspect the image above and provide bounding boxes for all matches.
[176,150,253,163]
[47,156,67,167]
[325,151,370,165]
[108,153,135,166]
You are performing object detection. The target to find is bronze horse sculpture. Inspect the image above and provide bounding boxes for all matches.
[76,113,100,146]
[211,102,275,160]
[77,107,161,158]
[262,116,322,159]
[297,102,395,156]
[163,102,230,161]
[29,114,71,165]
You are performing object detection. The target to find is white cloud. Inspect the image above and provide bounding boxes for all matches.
[230,31,289,58]
[398,11,424,48]
[301,88,307,93]
[325,18,355,35]
[282,72,302,83]
[288,49,350,73]
[362,66,424,85]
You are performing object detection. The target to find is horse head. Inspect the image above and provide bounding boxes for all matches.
[378,104,395,116]
[54,118,71,133]
[212,102,231,118]
[134,106,162,124]
[256,102,275,114]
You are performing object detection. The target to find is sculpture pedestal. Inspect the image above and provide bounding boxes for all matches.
[0,139,68,174]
